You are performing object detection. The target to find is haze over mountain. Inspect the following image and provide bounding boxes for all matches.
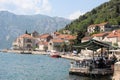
[0,11,70,49]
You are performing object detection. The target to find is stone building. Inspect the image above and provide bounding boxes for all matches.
[12,34,35,51]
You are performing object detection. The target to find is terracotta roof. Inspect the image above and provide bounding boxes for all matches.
[39,41,48,46]
[39,34,51,39]
[92,32,109,37]
[116,29,120,33]
[82,36,92,40]
[65,35,76,40]
[88,22,108,28]
[19,34,33,39]
[52,39,64,43]
[107,31,120,38]
[54,32,60,35]
[97,22,108,26]
[57,34,76,40]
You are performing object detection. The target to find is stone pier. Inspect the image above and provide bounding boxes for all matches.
[113,62,120,80]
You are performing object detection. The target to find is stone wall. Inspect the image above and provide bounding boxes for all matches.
[113,62,120,80]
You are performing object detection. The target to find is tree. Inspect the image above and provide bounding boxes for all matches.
[91,9,97,14]
[94,26,100,32]
[25,30,28,34]
[72,31,85,54]
[60,42,67,52]
[76,30,85,44]
[44,46,48,52]
[115,5,120,13]
[67,39,75,52]
[113,43,118,47]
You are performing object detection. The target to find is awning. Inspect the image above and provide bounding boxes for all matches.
[74,39,115,51]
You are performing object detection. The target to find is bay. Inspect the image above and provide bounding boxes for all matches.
[0,52,111,80]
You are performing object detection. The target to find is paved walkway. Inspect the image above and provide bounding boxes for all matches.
[1,49,92,61]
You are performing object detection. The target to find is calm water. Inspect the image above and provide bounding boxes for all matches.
[0,52,112,80]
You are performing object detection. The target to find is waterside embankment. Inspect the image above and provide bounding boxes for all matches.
[0,49,87,61]
[0,49,82,60]
[113,62,120,80]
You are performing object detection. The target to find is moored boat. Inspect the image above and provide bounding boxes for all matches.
[20,51,32,54]
[50,50,61,58]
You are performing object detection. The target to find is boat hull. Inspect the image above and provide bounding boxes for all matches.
[50,55,61,58]
[20,51,32,54]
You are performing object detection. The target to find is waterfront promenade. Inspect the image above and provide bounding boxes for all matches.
[1,49,120,79]
[1,49,48,54]
[0,49,88,60]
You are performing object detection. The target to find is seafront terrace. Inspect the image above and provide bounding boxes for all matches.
[69,57,114,77]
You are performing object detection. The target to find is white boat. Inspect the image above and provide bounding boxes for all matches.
[50,50,61,58]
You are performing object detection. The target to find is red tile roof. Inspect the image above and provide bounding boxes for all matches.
[92,32,109,37]
[97,22,108,26]
[82,36,92,40]
[88,22,108,28]
[116,29,120,33]
[57,34,76,40]
[39,41,48,46]
[54,32,60,35]
[107,31,120,38]
[52,39,64,43]
[19,34,33,39]
[39,34,51,39]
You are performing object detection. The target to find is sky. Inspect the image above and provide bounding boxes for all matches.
[0,0,109,20]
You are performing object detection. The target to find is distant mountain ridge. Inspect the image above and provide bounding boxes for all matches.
[0,11,71,49]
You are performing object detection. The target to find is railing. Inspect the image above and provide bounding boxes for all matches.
[70,62,113,75]
[70,61,90,68]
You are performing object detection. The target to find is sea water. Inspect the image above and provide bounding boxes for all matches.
[0,52,111,80]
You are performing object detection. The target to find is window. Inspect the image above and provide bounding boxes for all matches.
[49,43,52,45]
[26,39,32,43]
[27,44,32,48]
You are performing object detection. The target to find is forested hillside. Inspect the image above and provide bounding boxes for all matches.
[62,0,120,34]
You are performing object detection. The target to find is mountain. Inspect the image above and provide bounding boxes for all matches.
[62,0,120,34]
[0,11,70,49]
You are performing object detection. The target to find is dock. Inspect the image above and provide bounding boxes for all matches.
[112,61,120,80]
[61,54,92,60]
[69,56,114,77]
[69,67,113,77]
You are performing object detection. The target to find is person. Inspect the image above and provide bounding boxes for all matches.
[76,60,80,67]
[89,62,93,71]
[111,54,117,65]
[98,58,105,68]
[73,49,77,55]
[70,61,74,68]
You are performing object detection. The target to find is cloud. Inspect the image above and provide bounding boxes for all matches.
[68,11,84,20]
[0,0,52,15]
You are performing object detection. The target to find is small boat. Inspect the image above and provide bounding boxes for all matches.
[20,51,32,54]
[50,50,61,58]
